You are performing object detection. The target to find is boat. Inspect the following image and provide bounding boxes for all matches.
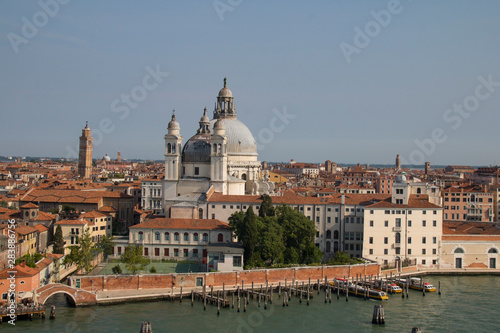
[329,279,389,300]
[375,281,403,294]
[408,277,436,292]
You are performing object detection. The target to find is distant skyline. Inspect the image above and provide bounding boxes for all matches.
[1,1,500,165]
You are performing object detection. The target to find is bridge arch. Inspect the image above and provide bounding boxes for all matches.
[36,284,96,307]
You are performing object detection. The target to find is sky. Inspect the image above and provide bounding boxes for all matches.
[1,0,500,166]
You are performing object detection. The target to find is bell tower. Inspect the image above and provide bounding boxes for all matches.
[78,121,93,179]
[164,112,183,199]
[210,118,228,194]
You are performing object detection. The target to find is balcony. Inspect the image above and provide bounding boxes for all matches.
[392,226,401,232]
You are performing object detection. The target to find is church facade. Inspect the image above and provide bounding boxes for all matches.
[161,79,272,217]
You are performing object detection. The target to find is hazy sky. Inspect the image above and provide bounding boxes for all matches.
[1,1,500,165]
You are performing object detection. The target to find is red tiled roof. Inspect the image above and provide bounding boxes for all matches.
[442,221,500,236]
[98,205,117,213]
[54,219,88,225]
[130,218,231,230]
[33,224,49,232]
[365,195,440,209]
[20,202,39,209]
[21,189,132,204]
[80,211,107,219]
[0,262,39,278]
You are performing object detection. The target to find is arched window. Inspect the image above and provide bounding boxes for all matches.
[488,248,498,253]
[417,188,421,194]
[193,233,199,241]
[326,241,331,252]
[172,144,176,154]
[470,194,476,202]
[241,174,247,181]
[203,233,209,242]
[213,144,217,154]
[218,144,222,153]
[174,232,180,241]
[167,143,171,154]
[138,231,143,241]
[218,233,224,242]
[333,241,339,252]
[184,232,189,241]
[454,247,464,254]
[199,208,203,219]
[164,232,170,241]
[155,231,160,241]
[395,232,401,244]
[326,230,332,239]
[333,230,339,240]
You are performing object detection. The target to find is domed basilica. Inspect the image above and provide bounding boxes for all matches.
[163,78,269,205]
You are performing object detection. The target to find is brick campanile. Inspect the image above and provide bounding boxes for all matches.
[78,121,93,179]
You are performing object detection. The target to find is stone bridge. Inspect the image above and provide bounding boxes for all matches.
[36,283,97,307]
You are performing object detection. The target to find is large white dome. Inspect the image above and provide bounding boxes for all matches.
[209,118,257,155]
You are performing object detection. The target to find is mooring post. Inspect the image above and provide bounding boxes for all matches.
[421,277,425,297]
[278,281,281,297]
[345,283,349,302]
[217,297,220,316]
[270,285,273,304]
[307,283,310,306]
[191,290,194,306]
[50,306,55,320]
[264,295,268,310]
[300,287,303,304]
[232,292,234,309]
[251,282,254,299]
[203,285,207,310]
[317,278,320,294]
[372,304,385,325]
[237,296,241,312]
[223,283,225,304]
[180,286,183,303]
[244,297,247,312]
[438,281,441,295]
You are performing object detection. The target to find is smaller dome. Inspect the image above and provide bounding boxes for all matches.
[200,108,209,123]
[104,154,111,162]
[168,113,179,130]
[218,87,232,98]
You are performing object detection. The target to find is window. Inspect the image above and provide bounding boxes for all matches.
[408,237,412,244]
[193,249,198,257]
[327,208,331,212]
[370,220,374,227]
[138,232,144,241]
[326,230,332,239]
[203,233,209,242]
[194,233,199,241]
[369,249,373,255]
[422,237,426,244]
[184,249,189,257]
[408,220,412,227]
[155,248,160,256]
[384,220,388,227]
[174,232,180,241]
[384,237,388,244]
[423,210,427,215]
[212,205,215,208]
[432,237,437,244]
[144,248,149,256]
[433,220,437,227]
[164,248,169,256]
[395,218,401,228]
[212,214,215,219]
[369,237,373,244]
[230,205,234,209]
[155,232,160,241]
[422,260,426,265]
[316,216,320,222]
[370,210,374,214]
[222,205,226,209]
[433,210,437,215]
[327,217,331,223]
[218,233,224,242]
[196,277,204,287]
[164,232,170,241]
[385,210,390,215]
[408,249,412,255]
[174,249,179,257]
[194,167,199,175]
[422,220,426,227]
[432,248,437,255]
[422,249,426,255]
[233,256,242,267]
[384,249,388,255]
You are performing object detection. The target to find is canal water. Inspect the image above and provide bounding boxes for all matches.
[2,275,499,332]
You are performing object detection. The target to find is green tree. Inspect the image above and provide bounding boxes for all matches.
[259,217,284,265]
[53,225,65,254]
[149,266,157,273]
[63,228,95,274]
[259,195,275,218]
[61,204,76,213]
[96,235,115,259]
[121,245,149,274]
[112,265,122,274]
[0,200,8,208]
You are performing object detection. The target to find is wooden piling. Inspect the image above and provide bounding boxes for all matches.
[422,277,425,296]
[203,285,207,310]
[317,279,320,294]
[251,282,254,299]
[217,297,220,316]
[191,290,194,306]
[438,280,441,295]
[264,295,267,310]
[232,292,234,309]
[50,306,55,320]
[300,288,303,303]
[372,304,385,325]
[180,286,183,303]
[238,296,241,312]
[278,282,281,297]
[244,297,247,312]
[307,283,310,306]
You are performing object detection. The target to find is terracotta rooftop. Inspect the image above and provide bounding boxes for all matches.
[32,224,49,233]
[21,188,132,204]
[130,218,231,231]
[80,211,108,219]
[54,219,89,226]
[365,195,441,209]
[20,202,39,209]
